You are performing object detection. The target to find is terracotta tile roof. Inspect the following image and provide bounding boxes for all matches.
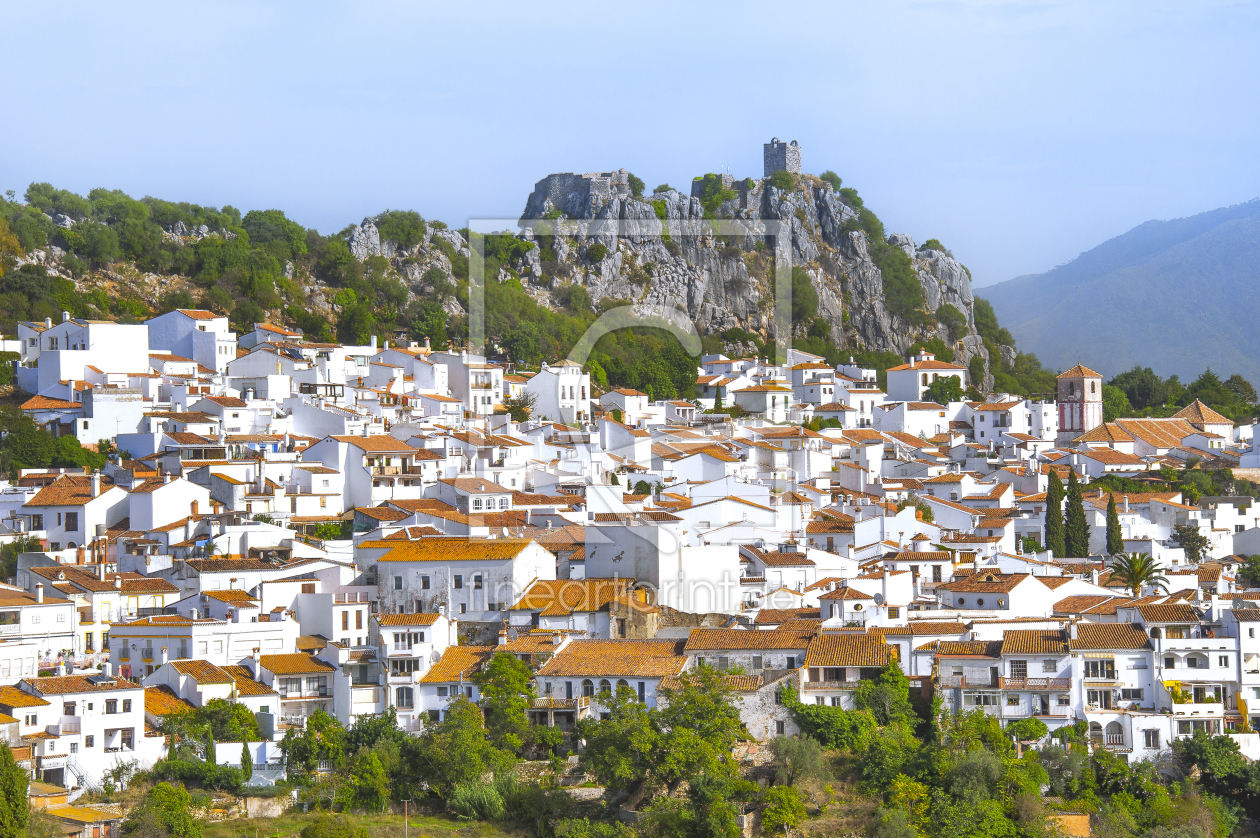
[754,607,821,625]
[1136,603,1198,624]
[1001,629,1069,655]
[356,506,410,522]
[536,639,687,678]
[23,675,138,695]
[328,435,418,453]
[186,557,311,573]
[906,621,968,635]
[1053,595,1117,614]
[818,587,876,601]
[21,395,81,410]
[660,673,764,692]
[938,572,1030,593]
[369,537,532,563]
[376,613,443,627]
[804,635,893,667]
[1058,364,1102,379]
[683,629,812,651]
[1174,399,1231,426]
[1074,424,1134,443]
[1039,577,1074,590]
[27,474,111,507]
[935,640,1003,658]
[420,646,495,683]
[0,685,51,707]
[200,590,260,605]
[222,665,280,696]
[144,685,194,716]
[511,578,633,615]
[175,309,220,320]
[887,359,965,371]
[259,653,336,675]
[169,660,235,683]
[1069,623,1152,651]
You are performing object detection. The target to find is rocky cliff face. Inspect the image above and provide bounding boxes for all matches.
[513,168,993,388]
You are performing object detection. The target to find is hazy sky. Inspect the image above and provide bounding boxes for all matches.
[4,0,1259,288]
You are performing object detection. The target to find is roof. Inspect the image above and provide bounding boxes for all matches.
[803,635,893,667]
[1069,623,1152,651]
[22,675,137,695]
[683,629,812,651]
[0,685,51,707]
[175,309,221,320]
[376,612,444,627]
[754,607,821,625]
[935,640,1004,659]
[886,359,966,371]
[27,474,110,507]
[170,660,235,683]
[222,665,280,696]
[1058,364,1102,379]
[1174,399,1232,426]
[420,645,496,683]
[369,537,532,563]
[259,654,336,675]
[21,395,81,410]
[144,685,195,716]
[536,639,688,678]
[328,435,418,453]
[511,578,633,615]
[1136,603,1198,624]
[1001,629,1069,655]
[938,572,1031,593]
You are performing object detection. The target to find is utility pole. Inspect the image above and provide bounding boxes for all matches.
[402,797,412,838]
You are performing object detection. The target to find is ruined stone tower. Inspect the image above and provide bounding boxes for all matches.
[763,138,802,178]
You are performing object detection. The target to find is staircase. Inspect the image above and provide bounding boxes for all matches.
[65,756,102,801]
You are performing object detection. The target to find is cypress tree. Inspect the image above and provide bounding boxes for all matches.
[1105,493,1124,555]
[1065,469,1090,557]
[1045,471,1066,558]
[241,742,253,782]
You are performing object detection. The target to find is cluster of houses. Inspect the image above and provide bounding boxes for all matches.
[5,308,1260,820]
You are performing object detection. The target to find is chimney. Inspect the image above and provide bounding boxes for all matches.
[498,629,508,646]
[114,575,121,589]
[253,649,262,680]
[163,469,172,484]
[90,470,100,497]
[101,661,112,678]
[1091,568,1099,586]
[97,561,106,581]
[424,337,431,351]
[191,608,198,619]
[44,316,52,328]
[62,311,70,323]
[35,583,43,603]
[1123,495,1129,513]
[160,646,168,665]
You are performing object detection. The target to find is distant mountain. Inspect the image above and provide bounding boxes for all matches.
[982,199,1260,383]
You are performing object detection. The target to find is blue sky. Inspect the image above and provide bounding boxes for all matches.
[3,0,1259,287]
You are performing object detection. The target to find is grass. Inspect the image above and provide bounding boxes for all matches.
[203,811,520,838]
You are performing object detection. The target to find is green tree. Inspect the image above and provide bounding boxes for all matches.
[1109,366,1168,411]
[819,170,842,191]
[503,392,538,423]
[767,170,795,191]
[1238,555,1260,589]
[1045,471,1066,558]
[761,785,806,834]
[1171,525,1210,563]
[789,267,819,324]
[1106,493,1124,555]
[935,303,967,342]
[375,210,427,250]
[411,696,513,797]
[1065,469,1089,557]
[350,750,389,812]
[280,710,345,777]
[767,736,831,786]
[922,375,964,405]
[1226,374,1258,405]
[123,782,201,838]
[240,742,252,782]
[0,744,29,838]
[626,174,645,198]
[1108,552,1167,598]
[1102,384,1133,422]
[472,652,536,750]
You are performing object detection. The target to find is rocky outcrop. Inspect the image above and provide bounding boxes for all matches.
[506,170,992,388]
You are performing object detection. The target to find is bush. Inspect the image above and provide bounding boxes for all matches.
[300,815,369,838]
[761,786,806,833]
[767,170,796,191]
[375,210,427,250]
[819,170,842,191]
[871,238,926,322]
[920,238,948,253]
[448,778,506,821]
[936,303,968,342]
[1007,717,1048,741]
[585,243,608,262]
[626,174,645,198]
[653,184,673,194]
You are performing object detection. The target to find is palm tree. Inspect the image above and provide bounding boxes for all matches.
[1108,552,1168,598]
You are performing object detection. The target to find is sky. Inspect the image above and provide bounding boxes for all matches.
[3,1,1260,288]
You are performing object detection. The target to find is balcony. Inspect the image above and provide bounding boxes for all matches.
[531,696,592,710]
[1001,677,1071,690]
[939,675,1000,689]
[279,688,329,699]
[50,716,81,735]
[803,680,863,691]
[1092,733,1129,751]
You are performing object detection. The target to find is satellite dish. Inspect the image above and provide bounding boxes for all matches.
[874,593,885,607]
[1234,597,1256,610]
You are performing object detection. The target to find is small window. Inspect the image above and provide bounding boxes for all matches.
[1144,729,1160,749]
[1042,659,1057,672]
[454,575,463,589]
[776,721,785,735]
[421,575,430,590]
[1165,657,1176,669]
[122,699,131,713]
[473,575,483,590]
[1220,655,1230,668]
[85,735,94,747]
[393,576,403,590]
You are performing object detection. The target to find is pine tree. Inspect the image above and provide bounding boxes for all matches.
[1045,471,1066,558]
[1105,493,1124,555]
[1065,470,1090,557]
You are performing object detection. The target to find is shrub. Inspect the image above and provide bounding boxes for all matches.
[761,786,806,833]
[300,815,369,838]
[767,170,795,191]
[375,210,427,250]
[626,174,645,198]
[448,778,506,821]
[819,170,842,191]
[936,303,968,342]
[1007,717,1048,741]
[870,238,925,322]
[920,238,948,253]
[653,183,673,194]
[585,243,608,262]
[692,174,737,214]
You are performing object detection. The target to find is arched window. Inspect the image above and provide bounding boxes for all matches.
[932,373,939,382]
[1149,627,1162,639]
[599,679,612,695]
[473,498,483,510]
[582,679,595,697]
[616,679,629,691]
[922,373,929,386]
[499,498,509,509]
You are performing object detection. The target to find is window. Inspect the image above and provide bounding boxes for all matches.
[582,679,595,697]
[303,583,316,594]
[599,679,612,695]
[437,686,448,697]
[473,575,483,590]
[1042,659,1057,673]
[31,515,42,529]
[1010,660,1028,679]
[1165,656,1176,669]
[454,575,463,589]
[786,656,796,669]
[1144,729,1160,749]
[65,512,78,531]
[356,610,363,630]
[105,700,117,714]
[1220,655,1230,668]
[421,575,430,590]
[963,692,1000,706]
[888,607,900,618]
[395,687,414,708]
[776,720,786,735]
[1058,694,1070,705]
[473,498,483,510]
[342,612,349,630]
[1006,695,1019,706]
[1084,659,1116,679]
[122,699,131,713]
[1121,689,1143,701]
[460,603,467,614]
[752,655,763,671]
[85,735,94,747]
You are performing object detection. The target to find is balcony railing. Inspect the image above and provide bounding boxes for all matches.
[803,679,863,691]
[279,688,329,698]
[1092,733,1128,749]
[939,675,1000,689]
[531,696,592,710]
[1001,677,1071,690]
[0,623,22,636]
